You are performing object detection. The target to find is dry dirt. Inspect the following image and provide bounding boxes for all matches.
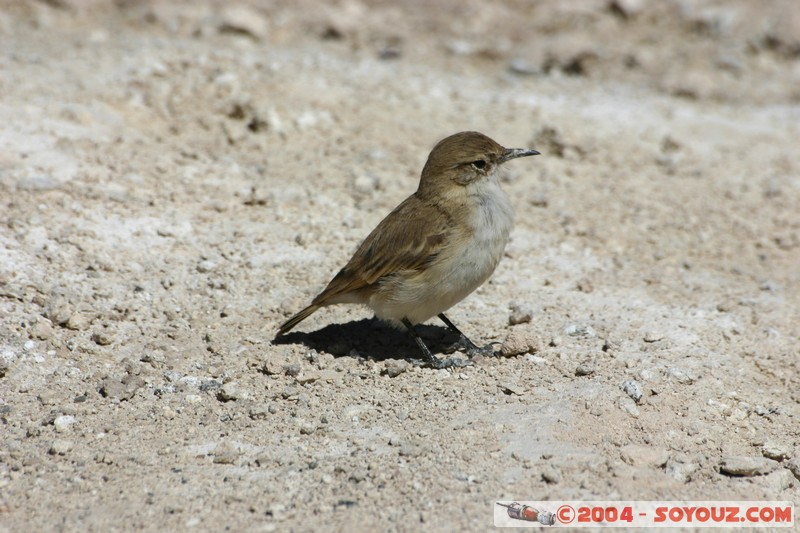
[1,1,799,531]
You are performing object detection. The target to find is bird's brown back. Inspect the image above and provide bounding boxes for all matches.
[311,193,456,306]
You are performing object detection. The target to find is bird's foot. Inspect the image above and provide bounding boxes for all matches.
[409,356,473,369]
[446,336,500,358]
[465,342,500,359]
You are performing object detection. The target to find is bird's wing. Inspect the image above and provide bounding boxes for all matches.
[312,194,452,305]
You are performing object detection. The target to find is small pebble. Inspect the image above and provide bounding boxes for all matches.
[49,439,74,455]
[99,376,144,401]
[787,457,800,481]
[217,382,246,402]
[508,302,533,325]
[761,441,792,461]
[525,354,547,365]
[45,297,73,326]
[32,319,55,340]
[509,58,539,76]
[296,372,320,385]
[499,383,525,396]
[91,329,115,346]
[218,5,269,39]
[249,406,270,420]
[643,331,664,343]
[383,360,409,378]
[66,312,91,331]
[668,367,695,384]
[196,260,216,273]
[17,174,61,191]
[618,397,640,418]
[540,466,561,484]
[354,174,380,194]
[621,380,643,403]
[564,324,596,337]
[199,379,222,392]
[283,364,301,377]
[665,460,699,483]
[500,331,541,357]
[54,415,75,433]
[621,444,669,467]
[212,442,241,465]
[184,394,203,404]
[610,0,645,18]
[719,456,779,477]
[299,422,317,435]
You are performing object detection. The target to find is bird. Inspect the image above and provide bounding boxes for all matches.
[276,131,539,368]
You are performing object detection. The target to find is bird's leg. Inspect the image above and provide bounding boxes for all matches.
[401,318,471,369]
[437,313,497,358]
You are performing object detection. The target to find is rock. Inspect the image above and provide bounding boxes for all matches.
[213,441,241,464]
[621,445,669,468]
[53,415,75,433]
[0,356,10,377]
[668,367,696,385]
[217,382,247,402]
[610,0,646,19]
[575,363,595,376]
[257,357,283,376]
[353,174,380,194]
[184,394,203,404]
[32,318,55,340]
[564,324,596,337]
[666,459,699,483]
[720,456,779,477]
[196,260,216,273]
[200,379,222,392]
[499,331,542,357]
[45,296,73,326]
[622,380,643,403]
[618,397,640,418]
[541,466,561,484]
[99,375,144,401]
[295,372,321,385]
[509,58,539,76]
[299,422,317,435]
[762,469,796,492]
[283,364,301,377]
[91,328,115,346]
[499,383,525,396]
[248,405,270,420]
[761,441,792,461]
[383,360,409,378]
[643,330,664,343]
[576,278,594,293]
[787,457,800,481]
[543,38,599,76]
[508,302,533,325]
[17,174,61,191]
[218,5,268,39]
[65,311,91,331]
[49,439,73,455]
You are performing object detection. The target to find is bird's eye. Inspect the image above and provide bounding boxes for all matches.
[471,160,487,170]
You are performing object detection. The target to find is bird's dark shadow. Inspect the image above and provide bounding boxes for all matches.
[273,318,462,362]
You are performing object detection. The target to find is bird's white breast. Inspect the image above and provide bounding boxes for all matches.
[370,176,514,325]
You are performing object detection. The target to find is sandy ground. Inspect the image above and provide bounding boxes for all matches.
[1,0,799,531]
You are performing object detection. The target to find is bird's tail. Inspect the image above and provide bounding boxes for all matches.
[276,304,320,337]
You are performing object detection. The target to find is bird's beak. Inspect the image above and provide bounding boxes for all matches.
[501,148,540,163]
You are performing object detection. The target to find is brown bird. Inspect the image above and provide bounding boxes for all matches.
[276,131,539,368]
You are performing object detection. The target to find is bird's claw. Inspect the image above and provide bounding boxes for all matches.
[465,343,499,358]
[410,357,473,369]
